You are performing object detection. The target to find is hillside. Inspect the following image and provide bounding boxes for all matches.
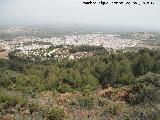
[0,47,160,120]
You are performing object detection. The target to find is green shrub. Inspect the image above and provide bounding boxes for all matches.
[78,96,94,109]
[130,72,160,105]
[0,93,10,104]
[57,84,74,93]
[46,107,65,120]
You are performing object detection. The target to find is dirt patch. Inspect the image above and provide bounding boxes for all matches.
[0,50,9,59]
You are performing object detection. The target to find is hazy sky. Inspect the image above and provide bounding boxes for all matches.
[0,0,160,29]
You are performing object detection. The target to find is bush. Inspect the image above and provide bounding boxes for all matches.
[46,107,65,120]
[78,96,94,109]
[57,84,74,93]
[0,93,10,104]
[132,105,160,120]
[130,72,160,105]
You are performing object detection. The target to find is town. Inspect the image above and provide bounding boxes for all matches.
[0,32,141,60]
[1,30,160,61]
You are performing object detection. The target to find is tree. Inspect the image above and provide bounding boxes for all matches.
[132,53,154,76]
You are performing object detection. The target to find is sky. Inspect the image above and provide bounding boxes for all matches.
[0,0,160,30]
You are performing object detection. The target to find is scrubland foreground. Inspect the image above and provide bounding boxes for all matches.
[0,47,160,120]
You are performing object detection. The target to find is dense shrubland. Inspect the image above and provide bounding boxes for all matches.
[0,46,160,119]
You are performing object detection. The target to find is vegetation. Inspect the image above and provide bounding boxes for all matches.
[0,46,160,119]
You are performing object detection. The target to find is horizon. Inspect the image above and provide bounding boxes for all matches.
[0,23,160,32]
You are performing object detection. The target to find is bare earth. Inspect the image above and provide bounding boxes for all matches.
[0,50,9,59]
